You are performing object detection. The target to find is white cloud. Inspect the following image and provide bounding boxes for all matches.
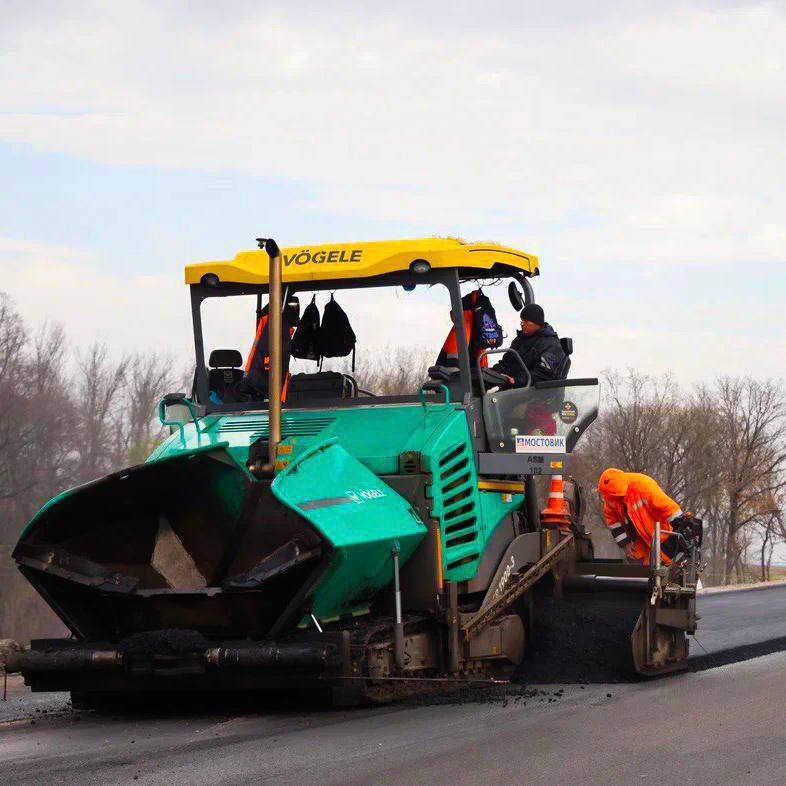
[0,236,191,357]
[1,2,785,268]
[0,236,81,262]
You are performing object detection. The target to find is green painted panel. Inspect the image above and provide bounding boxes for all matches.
[272,438,427,617]
[145,404,526,588]
[420,413,523,582]
[148,403,456,475]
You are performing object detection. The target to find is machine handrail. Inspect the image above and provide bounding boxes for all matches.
[475,347,531,395]
[533,377,599,389]
[158,393,203,445]
[418,382,452,409]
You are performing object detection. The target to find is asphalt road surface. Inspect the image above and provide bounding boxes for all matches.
[3,585,786,786]
[691,585,786,657]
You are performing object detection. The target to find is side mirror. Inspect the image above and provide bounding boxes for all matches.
[508,282,524,311]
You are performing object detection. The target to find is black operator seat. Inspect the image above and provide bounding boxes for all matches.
[208,349,244,402]
[557,337,573,380]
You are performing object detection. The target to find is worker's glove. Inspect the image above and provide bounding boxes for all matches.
[671,513,703,547]
[660,532,682,560]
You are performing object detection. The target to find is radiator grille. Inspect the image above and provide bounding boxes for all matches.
[430,442,480,572]
[218,415,335,440]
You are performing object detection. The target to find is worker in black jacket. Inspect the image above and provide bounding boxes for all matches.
[493,303,566,386]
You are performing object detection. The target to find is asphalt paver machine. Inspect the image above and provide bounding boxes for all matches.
[8,238,700,703]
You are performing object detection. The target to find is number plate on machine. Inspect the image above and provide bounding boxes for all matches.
[477,452,567,476]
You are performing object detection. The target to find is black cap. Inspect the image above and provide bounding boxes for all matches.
[520,303,545,324]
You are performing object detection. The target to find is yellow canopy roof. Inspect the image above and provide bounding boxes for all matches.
[184,237,538,286]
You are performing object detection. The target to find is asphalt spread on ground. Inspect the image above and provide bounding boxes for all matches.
[3,585,786,785]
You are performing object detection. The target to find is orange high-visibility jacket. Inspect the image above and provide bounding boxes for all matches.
[437,290,490,368]
[439,310,481,365]
[245,311,296,403]
[597,469,682,564]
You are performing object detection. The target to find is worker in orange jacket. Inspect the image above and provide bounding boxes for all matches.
[597,468,694,565]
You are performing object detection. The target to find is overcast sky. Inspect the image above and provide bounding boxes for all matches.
[1,1,784,382]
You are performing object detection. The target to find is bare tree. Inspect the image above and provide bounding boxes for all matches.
[73,343,130,482]
[123,353,177,464]
[25,322,79,502]
[0,305,185,642]
[713,378,786,583]
[594,369,680,474]
[0,295,26,385]
[319,346,434,396]
[0,303,73,642]
[0,296,30,510]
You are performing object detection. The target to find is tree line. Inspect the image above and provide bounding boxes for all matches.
[0,295,179,641]
[0,295,784,642]
[573,370,786,585]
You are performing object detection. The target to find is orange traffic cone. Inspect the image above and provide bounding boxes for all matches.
[540,475,573,529]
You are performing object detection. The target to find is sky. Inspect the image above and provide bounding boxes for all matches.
[1,0,785,383]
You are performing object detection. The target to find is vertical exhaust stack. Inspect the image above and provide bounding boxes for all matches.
[257,238,283,471]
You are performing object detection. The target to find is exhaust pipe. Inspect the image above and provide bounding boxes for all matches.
[257,238,283,470]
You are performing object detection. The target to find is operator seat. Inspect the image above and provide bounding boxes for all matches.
[208,349,244,402]
[557,337,573,380]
